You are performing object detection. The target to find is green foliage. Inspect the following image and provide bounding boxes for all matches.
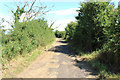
[11,6,25,23]
[72,2,110,51]
[66,2,120,72]
[2,19,55,61]
[55,30,66,38]
[96,3,120,71]
[65,21,77,41]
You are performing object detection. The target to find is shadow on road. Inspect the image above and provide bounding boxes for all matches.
[48,40,98,77]
[48,45,76,57]
[57,40,67,43]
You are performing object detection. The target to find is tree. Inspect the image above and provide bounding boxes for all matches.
[55,30,66,38]
[6,0,49,23]
[65,21,77,40]
[68,1,120,71]
[96,3,120,69]
[72,2,110,51]
[11,5,25,23]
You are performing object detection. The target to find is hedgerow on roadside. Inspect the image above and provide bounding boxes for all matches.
[2,19,55,63]
[65,1,120,78]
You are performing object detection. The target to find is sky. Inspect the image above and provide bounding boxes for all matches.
[0,0,119,31]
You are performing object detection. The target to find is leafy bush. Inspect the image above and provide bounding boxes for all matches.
[66,2,120,72]
[72,2,111,52]
[65,21,77,41]
[2,19,55,61]
[55,30,66,38]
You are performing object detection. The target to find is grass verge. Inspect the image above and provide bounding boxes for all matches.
[78,51,120,79]
[2,39,55,78]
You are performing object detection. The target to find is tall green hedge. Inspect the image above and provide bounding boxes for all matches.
[65,2,120,72]
[2,19,55,60]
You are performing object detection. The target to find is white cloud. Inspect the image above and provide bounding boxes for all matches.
[48,18,76,31]
[0,15,14,30]
[1,22,13,29]
[48,8,79,15]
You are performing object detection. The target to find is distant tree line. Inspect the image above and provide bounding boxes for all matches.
[55,30,66,38]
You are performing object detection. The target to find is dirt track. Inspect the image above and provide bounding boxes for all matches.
[17,38,97,78]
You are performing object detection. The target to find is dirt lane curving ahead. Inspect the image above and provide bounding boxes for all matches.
[17,38,98,78]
